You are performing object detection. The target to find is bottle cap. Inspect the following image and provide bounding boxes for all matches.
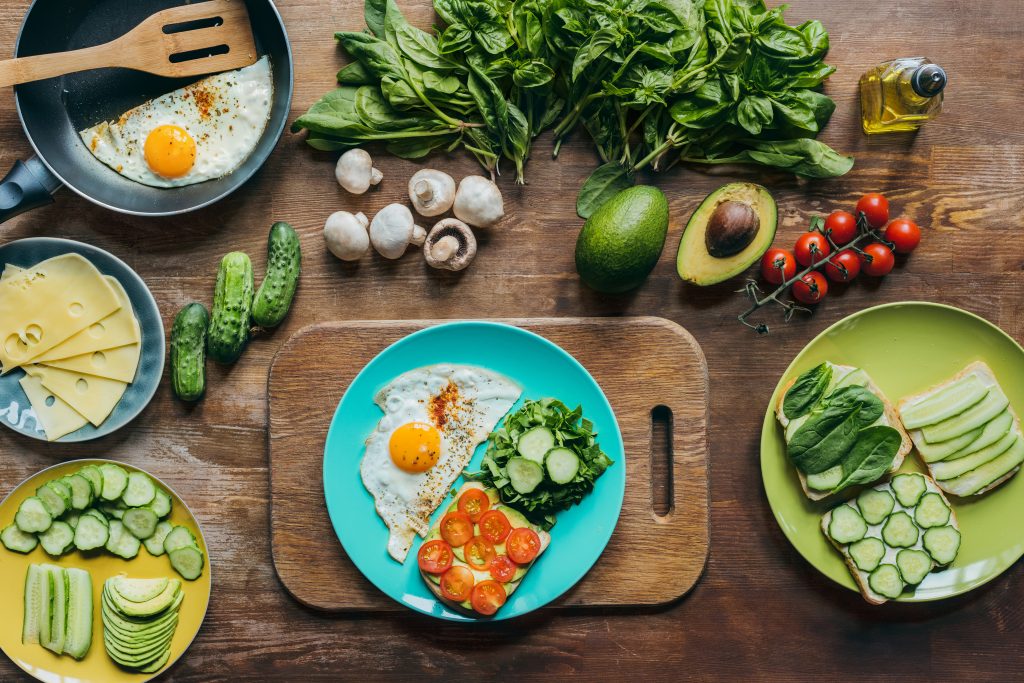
[912,64,947,97]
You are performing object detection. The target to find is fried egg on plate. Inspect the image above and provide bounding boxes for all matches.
[360,364,521,563]
[78,56,273,188]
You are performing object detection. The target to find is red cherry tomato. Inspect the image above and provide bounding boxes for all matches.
[505,527,542,564]
[440,511,474,548]
[440,566,475,602]
[823,210,858,245]
[884,218,921,254]
[792,271,828,304]
[489,554,518,583]
[824,250,861,283]
[861,242,895,277]
[760,248,797,285]
[470,580,507,616]
[479,510,512,544]
[463,536,496,571]
[856,193,889,229]
[417,539,454,574]
[794,232,831,267]
[457,488,490,523]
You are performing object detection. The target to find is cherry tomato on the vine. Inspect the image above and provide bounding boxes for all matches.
[860,242,895,277]
[823,210,858,245]
[760,248,797,285]
[794,232,831,267]
[824,250,861,283]
[856,193,889,229]
[792,271,829,304]
[884,218,921,254]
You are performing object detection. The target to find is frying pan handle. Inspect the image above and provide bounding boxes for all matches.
[0,156,61,225]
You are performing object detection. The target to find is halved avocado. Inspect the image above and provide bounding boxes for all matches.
[676,183,777,285]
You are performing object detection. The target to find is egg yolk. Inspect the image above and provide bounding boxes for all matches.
[144,125,196,178]
[389,422,441,473]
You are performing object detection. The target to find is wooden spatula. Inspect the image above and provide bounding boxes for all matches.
[0,0,257,88]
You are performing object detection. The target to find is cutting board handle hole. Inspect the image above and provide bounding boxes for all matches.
[650,405,674,521]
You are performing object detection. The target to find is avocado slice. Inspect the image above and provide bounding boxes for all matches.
[676,182,777,285]
[111,576,169,603]
[106,578,180,618]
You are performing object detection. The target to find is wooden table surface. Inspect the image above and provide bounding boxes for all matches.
[1,0,1022,680]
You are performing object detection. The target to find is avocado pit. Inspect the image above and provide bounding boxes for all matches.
[705,200,759,258]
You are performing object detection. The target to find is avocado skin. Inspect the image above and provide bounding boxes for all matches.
[575,185,669,294]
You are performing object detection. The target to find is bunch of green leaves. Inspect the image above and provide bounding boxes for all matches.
[465,398,613,529]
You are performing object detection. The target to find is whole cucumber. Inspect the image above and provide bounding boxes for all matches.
[252,222,301,328]
[170,303,210,401]
[207,251,254,364]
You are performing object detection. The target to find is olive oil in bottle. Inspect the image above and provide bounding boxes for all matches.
[859,58,946,134]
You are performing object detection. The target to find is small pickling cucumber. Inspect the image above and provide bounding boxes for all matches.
[252,222,301,328]
[2,524,38,553]
[170,303,209,402]
[896,548,933,585]
[882,511,919,548]
[207,251,254,364]
[914,492,951,528]
[856,488,895,525]
[868,564,904,599]
[849,537,885,572]
[890,473,927,507]
[828,505,867,544]
[923,525,961,565]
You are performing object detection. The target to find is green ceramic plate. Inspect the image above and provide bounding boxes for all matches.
[761,302,1024,601]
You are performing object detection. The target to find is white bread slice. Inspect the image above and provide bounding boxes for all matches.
[777,364,912,501]
[420,482,551,617]
[897,360,1022,497]
[821,475,960,605]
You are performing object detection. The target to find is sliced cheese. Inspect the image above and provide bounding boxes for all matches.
[30,275,140,364]
[39,343,141,383]
[25,364,126,427]
[0,254,120,372]
[18,373,89,441]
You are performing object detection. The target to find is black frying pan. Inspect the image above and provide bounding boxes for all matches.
[0,0,293,223]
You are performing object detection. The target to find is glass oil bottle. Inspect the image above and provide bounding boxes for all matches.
[859,58,946,134]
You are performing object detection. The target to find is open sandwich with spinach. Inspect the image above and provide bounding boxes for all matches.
[777,362,911,500]
[822,472,960,604]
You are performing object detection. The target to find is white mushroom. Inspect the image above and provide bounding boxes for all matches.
[424,219,477,271]
[408,169,456,217]
[335,149,383,194]
[369,204,426,259]
[453,175,504,228]
[323,211,370,261]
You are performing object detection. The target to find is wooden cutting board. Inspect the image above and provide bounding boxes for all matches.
[268,317,709,611]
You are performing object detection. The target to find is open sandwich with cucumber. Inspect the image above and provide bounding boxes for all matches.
[1,463,205,581]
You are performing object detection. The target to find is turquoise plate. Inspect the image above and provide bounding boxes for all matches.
[322,321,626,621]
[0,237,164,442]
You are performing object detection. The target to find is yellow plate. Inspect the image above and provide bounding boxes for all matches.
[0,459,210,682]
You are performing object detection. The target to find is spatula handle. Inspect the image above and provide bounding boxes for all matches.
[0,44,117,89]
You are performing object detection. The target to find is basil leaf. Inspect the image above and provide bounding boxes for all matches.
[737,95,773,135]
[782,362,832,419]
[571,27,618,82]
[513,60,555,89]
[576,162,634,219]
[832,426,902,492]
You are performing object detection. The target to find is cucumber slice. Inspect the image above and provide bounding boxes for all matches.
[944,411,1013,461]
[38,521,74,556]
[36,483,68,517]
[149,489,172,519]
[922,389,1010,443]
[881,511,919,548]
[37,563,53,648]
[99,464,129,501]
[506,457,544,494]
[77,465,103,498]
[144,521,174,556]
[849,537,885,572]
[123,508,158,540]
[98,502,125,520]
[3,524,38,553]
[836,368,869,388]
[868,564,904,599]
[162,526,198,554]
[41,565,67,654]
[169,545,205,580]
[73,513,110,551]
[891,473,927,507]
[828,505,867,544]
[63,567,93,659]
[914,493,951,528]
[900,375,988,428]
[23,564,44,645]
[63,511,81,530]
[16,496,52,533]
[896,548,933,585]
[856,489,895,525]
[66,474,94,511]
[941,437,1024,496]
[516,427,556,464]
[806,464,843,492]
[545,447,580,484]
[916,425,984,463]
[923,525,961,565]
[122,472,156,507]
[932,433,1018,481]
[105,520,138,559]
[83,509,109,526]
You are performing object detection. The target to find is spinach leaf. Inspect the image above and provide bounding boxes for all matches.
[576,162,634,219]
[335,32,405,82]
[364,0,386,38]
[832,426,902,492]
[336,61,375,85]
[782,362,832,419]
[788,386,883,474]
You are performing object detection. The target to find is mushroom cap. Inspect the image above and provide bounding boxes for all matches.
[335,149,382,194]
[324,211,370,261]
[370,203,422,259]
[408,169,456,217]
[423,218,477,271]
[453,175,504,227]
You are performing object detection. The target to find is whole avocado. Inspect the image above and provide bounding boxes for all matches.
[575,185,669,293]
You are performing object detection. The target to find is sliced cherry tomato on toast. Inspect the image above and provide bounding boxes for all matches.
[489,555,518,583]
[506,527,542,564]
[463,536,496,571]
[440,566,475,602]
[417,539,454,574]
[479,509,512,544]
[457,488,490,522]
[440,511,474,547]
[470,580,507,616]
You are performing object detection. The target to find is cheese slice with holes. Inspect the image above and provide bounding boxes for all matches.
[0,255,120,372]
[18,373,89,441]
[39,343,141,383]
[24,364,127,427]
[30,276,140,364]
